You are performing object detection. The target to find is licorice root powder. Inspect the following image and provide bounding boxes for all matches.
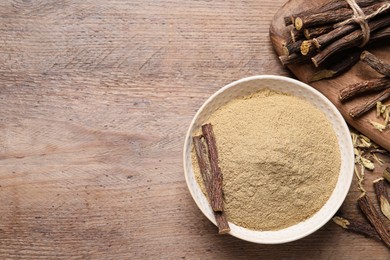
[193,88,341,231]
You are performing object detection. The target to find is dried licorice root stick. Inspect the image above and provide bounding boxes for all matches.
[310,50,361,82]
[339,77,390,102]
[304,24,334,39]
[332,216,381,241]
[192,135,230,234]
[374,178,390,220]
[313,23,357,49]
[282,40,303,56]
[294,2,389,31]
[291,28,304,42]
[358,194,390,248]
[202,123,224,212]
[294,7,351,31]
[349,88,390,118]
[279,52,311,66]
[361,51,390,77]
[371,26,390,42]
[283,0,380,27]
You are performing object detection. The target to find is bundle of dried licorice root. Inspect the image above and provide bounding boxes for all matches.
[280,0,390,82]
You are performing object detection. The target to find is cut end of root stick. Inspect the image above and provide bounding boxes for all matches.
[294,17,303,31]
[312,38,321,49]
[300,40,312,55]
[215,211,230,235]
[282,45,290,56]
[360,50,369,60]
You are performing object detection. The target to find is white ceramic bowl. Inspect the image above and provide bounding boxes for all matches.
[183,75,354,244]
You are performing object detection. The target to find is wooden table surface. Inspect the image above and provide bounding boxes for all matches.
[0,0,389,259]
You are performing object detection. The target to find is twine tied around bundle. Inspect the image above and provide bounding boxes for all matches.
[335,0,390,47]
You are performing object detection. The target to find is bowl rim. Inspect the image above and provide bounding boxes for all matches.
[183,75,354,244]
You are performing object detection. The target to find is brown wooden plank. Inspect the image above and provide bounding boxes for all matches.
[0,0,389,258]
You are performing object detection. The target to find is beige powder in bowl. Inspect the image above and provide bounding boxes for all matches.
[193,88,341,231]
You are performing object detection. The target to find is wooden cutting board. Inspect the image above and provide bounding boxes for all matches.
[269,0,390,151]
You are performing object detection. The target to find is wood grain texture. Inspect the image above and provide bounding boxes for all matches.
[270,0,390,151]
[0,0,389,259]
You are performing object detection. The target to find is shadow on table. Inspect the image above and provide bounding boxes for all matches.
[203,221,343,259]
